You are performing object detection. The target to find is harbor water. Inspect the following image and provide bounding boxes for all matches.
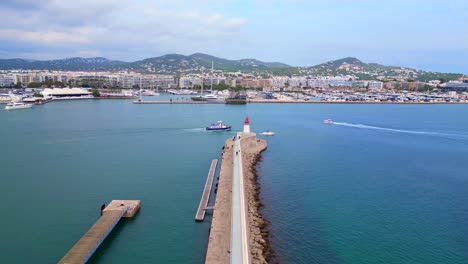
[1,97,467,263]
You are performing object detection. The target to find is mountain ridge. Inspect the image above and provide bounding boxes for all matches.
[0,53,463,81]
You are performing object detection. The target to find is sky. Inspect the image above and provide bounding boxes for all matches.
[0,0,467,73]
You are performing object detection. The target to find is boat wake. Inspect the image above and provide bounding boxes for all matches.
[183,128,206,132]
[332,122,464,138]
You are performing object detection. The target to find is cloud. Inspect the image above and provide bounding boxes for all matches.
[0,0,248,60]
[0,29,90,44]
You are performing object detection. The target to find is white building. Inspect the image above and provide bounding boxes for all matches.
[368,81,384,90]
[0,74,17,86]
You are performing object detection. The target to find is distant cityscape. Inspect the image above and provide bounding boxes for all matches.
[1,54,468,104]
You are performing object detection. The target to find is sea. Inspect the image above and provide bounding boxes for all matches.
[1,95,467,264]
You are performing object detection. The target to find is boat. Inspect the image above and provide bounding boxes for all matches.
[5,102,32,110]
[202,93,219,100]
[192,61,220,101]
[260,130,275,136]
[206,121,232,131]
[323,119,334,124]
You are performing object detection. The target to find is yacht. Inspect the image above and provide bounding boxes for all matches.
[202,93,219,100]
[260,130,275,136]
[5,102,32,110]
[323,119,334,124]
[192,61,220,101]
[206,121,231,131]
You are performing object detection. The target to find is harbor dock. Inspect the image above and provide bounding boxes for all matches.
[58,200,140,264]
[195,159,219,221]
[133,100,225,104]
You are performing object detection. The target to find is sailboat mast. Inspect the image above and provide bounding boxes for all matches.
[201,70,204,96]
[139,76,142,101]
[210,60,213,93]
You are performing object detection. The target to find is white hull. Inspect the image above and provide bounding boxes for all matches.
[5,104,32,110]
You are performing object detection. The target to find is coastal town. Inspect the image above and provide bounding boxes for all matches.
[1,69,468,105]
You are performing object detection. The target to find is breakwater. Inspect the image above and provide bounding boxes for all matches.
[205,134,268,264]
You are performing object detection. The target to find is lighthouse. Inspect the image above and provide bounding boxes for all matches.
[243,116,250,133]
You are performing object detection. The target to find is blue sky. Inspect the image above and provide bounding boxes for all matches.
[0,0,467,73]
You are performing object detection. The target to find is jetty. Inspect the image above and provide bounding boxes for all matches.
[205,117,268,264]
[133,100,225,104]
[195,159,218,221]
[58,200,140,264]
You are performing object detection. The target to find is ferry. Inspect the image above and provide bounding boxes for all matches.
[260,130,275,136]
[206,121,231,131]
[5,102,32,110]
[323,119,334,124]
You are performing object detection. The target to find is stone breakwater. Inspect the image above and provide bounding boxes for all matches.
[205,135,270,264]
[240,136,271,264]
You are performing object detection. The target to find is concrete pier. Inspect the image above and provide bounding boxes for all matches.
[58,200,140,264]
[195,159,219,221]
[133,100,225,104]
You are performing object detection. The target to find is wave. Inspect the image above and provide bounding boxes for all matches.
[332,122,464,138]
[182,127,206,132]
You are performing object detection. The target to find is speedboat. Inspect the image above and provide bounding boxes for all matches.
[260,130,275,136]
[323,119,334,124]
[5,102,32,110]
[206,121,231,131]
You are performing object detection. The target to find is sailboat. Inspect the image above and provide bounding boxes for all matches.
[191,61,219,101]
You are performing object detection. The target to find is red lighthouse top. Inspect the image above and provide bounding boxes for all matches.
[244,116,250,125]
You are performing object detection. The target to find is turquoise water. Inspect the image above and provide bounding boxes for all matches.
[1,98,467,263]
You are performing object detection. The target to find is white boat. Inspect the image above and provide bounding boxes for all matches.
[260,130,275,136]
[323,119,334,124]
[202,93,219,100]
[5,102,32,110]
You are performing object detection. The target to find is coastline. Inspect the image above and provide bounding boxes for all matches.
[248,99,468,104]
[240,136,271,263]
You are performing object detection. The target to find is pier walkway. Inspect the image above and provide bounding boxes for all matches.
[59,200,140,264]
[230,133,251,264]
[195,159,218,221]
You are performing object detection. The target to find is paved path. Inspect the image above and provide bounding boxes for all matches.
[230,134,250,264]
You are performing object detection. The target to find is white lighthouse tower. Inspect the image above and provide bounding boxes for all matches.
[243,116,250,133]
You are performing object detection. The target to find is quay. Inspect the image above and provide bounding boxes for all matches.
[195,159,219,221]
[205,117,268,264]
[133,100,225,104]
[58,200,140,264]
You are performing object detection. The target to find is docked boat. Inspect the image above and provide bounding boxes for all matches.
[260,130,275,136]
[323,119,334,124]
[192,61,221,102]
[206,121,231,131]
[5,102,32,110]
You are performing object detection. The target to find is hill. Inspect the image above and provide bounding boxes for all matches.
[0,54,462,81]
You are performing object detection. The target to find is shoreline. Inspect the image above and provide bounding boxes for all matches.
[248,99,468,104]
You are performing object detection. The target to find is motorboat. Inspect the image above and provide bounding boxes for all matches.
[323,119,334,124]
[5,102,32,110]
[206,121,231,131]
[260,130,275,136]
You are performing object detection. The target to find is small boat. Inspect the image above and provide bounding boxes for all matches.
[5,102,32,110]
[260,130,275,136]
[323,119,334,124]
[206,121,231,131]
